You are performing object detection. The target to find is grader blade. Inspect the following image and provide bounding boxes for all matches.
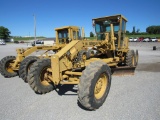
[111,66,136,76]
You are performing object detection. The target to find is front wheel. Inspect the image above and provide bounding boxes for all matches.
[126,50,135,67]
[27,59,54,94]
[0,56,18,78]
[19,56,39,83]
[78,61,111,110]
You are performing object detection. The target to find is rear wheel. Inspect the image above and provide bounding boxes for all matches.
[126,50,135,67]
[28,59,54,94]
[78,61,111,110]
[0,56,18,77]
[19,56,39,83]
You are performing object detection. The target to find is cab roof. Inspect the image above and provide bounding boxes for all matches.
[92,14,127,22]
[55,26,79,31]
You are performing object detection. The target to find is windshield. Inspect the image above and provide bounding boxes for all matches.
[58,29,68,39]
[57,29,68,43]
[95,21,119,33]
[95,22,110,33]
[95,20,119,33]
[95,20,120,40]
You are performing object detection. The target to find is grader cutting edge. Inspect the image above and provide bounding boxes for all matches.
[0,26,81,82]
[27,14,138,110]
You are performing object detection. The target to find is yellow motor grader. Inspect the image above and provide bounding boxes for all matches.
[27,14,138,110]
[0,26,82,82]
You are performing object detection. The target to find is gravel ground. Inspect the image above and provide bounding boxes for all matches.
[0,42,160,120]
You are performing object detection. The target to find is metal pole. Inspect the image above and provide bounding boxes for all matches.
[33,14,36,40]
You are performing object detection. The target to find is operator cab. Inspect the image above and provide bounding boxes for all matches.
[55,26,81,44]
[92,14,127,49]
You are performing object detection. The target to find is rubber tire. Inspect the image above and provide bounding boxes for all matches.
[153,46,156,50]
[27,59,54,94]
[19,56,39,83]
[78,61,111,110]
[77,50,87,62]
[0,56,18,78]
[126,50,135,67]
[135,50,139,66]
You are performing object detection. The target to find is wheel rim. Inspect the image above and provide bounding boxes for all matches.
[90,51,94,56]
[94,73,108,99]
[5,60,14,73]
[40,67,51,86]
[89,51,94,58]
[82,54,87,60]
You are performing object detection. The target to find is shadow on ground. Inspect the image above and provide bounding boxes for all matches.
[55,84,78,95]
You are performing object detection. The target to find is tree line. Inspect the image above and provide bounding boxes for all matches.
[127,25,160,35]
[146,26,160,34]
[0,26,11,39]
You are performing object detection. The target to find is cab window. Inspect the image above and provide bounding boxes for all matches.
[121,20,126,32]
[77,31,81,39]
[58,29,68,39]
[73,31,76,39]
